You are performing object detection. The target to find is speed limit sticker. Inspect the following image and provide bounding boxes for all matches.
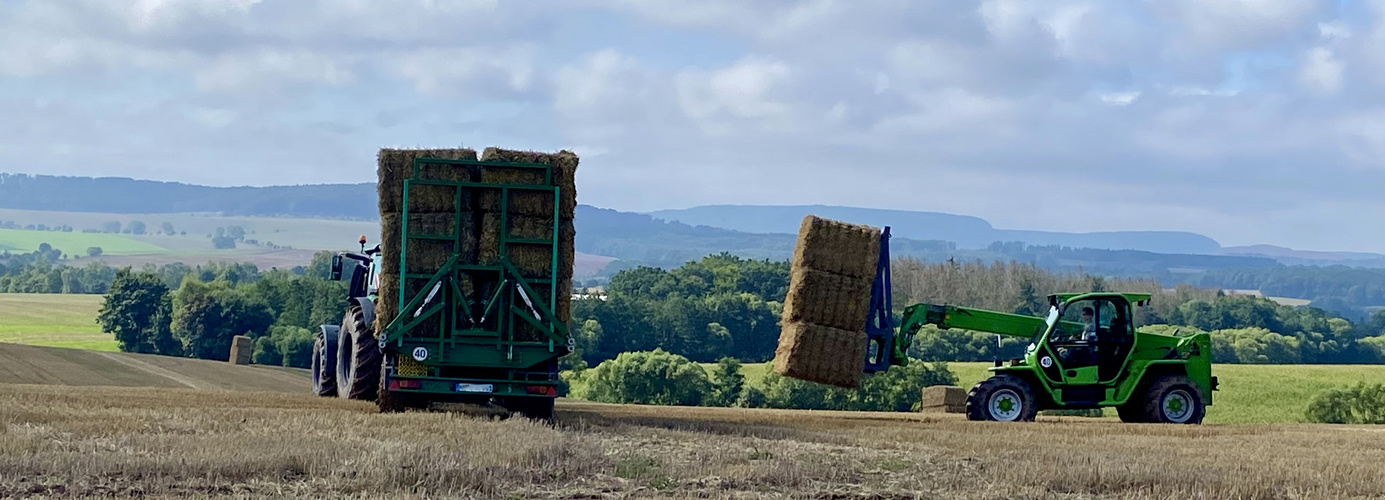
[412,347,429,361]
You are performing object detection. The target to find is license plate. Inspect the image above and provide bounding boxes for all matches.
[454,383,494,393]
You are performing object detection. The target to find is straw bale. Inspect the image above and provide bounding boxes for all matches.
[920,385,968,408]
[772,322,865,388]
[230,335,254,365]
[379,212,478,277]
[781,268,874,331]
[377,148,478,214]
[791,215,881,280]
[478,147,578,219]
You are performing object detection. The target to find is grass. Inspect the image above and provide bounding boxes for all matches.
[0,294,116,351]
[2,384,1385,499]
[0,228,166,255]
[702,360,1385,425]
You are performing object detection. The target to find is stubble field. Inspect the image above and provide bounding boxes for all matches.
[2,382,1384,500]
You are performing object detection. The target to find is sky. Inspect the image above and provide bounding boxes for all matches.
[1,0,1383,252]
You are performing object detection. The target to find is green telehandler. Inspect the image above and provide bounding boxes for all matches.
[858,228,1218,423]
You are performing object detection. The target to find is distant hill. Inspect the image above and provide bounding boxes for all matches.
[648,205,1223,254]
[0,174,377,220]
[1221,244,1385,265]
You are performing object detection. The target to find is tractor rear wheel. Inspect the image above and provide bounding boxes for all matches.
[966,375,1038,422]
[312,327,338,397]
[336,306,381,401]
[1141,375,1205,424]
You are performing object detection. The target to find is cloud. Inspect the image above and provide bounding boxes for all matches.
[2,0,1385,250]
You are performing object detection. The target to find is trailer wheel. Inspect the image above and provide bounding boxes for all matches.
[336,305,381,401]
[1141,375,1205,424]
[376,369,427,413]
[965,375,1038,422]
[313,326,339,397]
[505,397,555,422]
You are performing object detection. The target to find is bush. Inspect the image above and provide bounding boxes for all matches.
[1305,383,1385,424]
[271,326,315,368]
[581,349,711,406]
[759,359,958,412]
[86,247,102,257]
[253,337,282,365]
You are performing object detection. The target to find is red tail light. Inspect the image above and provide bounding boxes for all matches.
[526,386,557,396]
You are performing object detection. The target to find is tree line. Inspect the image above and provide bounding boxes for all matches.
[95,252,346,369]
[568,255,1385,368]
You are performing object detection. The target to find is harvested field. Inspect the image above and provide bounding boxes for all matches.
[1,383,1383,499]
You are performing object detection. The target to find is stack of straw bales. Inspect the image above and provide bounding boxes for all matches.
[920,385,968,413]
[772,216,881,388]
[374,147,577,342]
[230,335,253,365]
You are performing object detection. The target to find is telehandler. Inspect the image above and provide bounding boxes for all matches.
[858,228,1218,423]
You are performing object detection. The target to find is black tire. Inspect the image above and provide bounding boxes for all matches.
[505,397,555,422]
[966,375,1038,422]
[312,328,338,397]
[1141,375,1206,424]
[336,306,381,401]
[376,364,429,413]
[1116,403,1146,423]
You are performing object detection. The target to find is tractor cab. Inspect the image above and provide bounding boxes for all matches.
[1034,293,1151,387]
[329,235,383,300]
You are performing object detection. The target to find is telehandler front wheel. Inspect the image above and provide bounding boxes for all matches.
[966,375,1038,422]
[1141,375,1206,424]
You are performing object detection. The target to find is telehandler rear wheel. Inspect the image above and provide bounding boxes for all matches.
[336,306,381,401]
[1116,403,1146,423]
[966,375,1038,422]
[1141,375,1205,424]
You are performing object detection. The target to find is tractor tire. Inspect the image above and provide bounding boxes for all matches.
[1141,375,1206,424]
[312,327,338,397]
[965,375,1038,422]
[336,306,381,401]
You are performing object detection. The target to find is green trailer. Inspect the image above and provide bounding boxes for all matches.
[313,154,572,420]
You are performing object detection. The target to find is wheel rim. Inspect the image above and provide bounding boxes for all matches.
[988,388,1023,421]
[1162,389,1194,423]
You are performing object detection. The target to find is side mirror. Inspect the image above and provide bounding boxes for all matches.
[329,254,343,281]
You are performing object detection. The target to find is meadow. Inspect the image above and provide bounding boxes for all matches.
[0,294,116,351]
[0,228,166,255]
[0,209,613,276]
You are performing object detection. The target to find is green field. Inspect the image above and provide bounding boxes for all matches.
[0,208,376,252]
[0,294,117,351]
[704,359,1385,424]
[0,228,167,255]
